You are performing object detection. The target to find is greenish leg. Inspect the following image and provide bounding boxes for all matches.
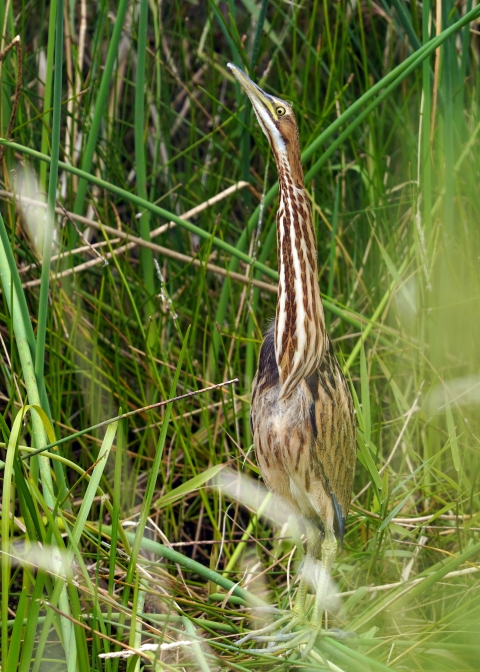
[293,523,319,618]
[310,528,337,629]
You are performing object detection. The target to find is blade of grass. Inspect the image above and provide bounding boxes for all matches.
[153,463,228,509]
[326,178,340,330]
[421,0,432,234]
[445,397,460,472]
[442,1,455,239]
[0,214,53,421]
[72,0,130,223]
[71,421,117,545]
[390,0,422,51]
[1,407,25,669]
[6,586,27,671]
[0,238,57,495]
[134,0,156,341]
[249,0,269,69]
[108,416,124,621]
[35,0,63,408]
[38,0,56,193]
[345,252,411,370]
[360,340,371,444]
[182,617,213,672]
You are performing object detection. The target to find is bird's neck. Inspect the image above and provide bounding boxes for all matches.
[274,155,327,398]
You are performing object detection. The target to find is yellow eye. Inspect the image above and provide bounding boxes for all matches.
[276,106,286,117]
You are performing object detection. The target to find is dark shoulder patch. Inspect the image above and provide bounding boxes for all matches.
[256,324,279,393]
[305,370,319,401]
[309,402,318,439]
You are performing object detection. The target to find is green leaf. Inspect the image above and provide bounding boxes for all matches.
[2,407,25,668]
[445,397,460,472]
[154,463,228,509]
[376,356,410,415]
[182,618,212,672]
[379,492,411,531]
[71,421,118,547]
[7,587,28,671]
[30,405,56,444]
[360,341,371,443]
[357,430,382,491]
[350,373,365,435]
[376,237,416,313]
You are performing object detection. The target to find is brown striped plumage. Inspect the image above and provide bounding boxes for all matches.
[251,329,355,543]
[229,64,356,652]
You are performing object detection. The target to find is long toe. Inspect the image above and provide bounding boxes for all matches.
[249,630,311,655]
[326,628,357,640]
[253,632,298,643]
[236,614,292,645]
[237,611,340,657]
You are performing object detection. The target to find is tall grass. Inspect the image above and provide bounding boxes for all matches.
[1,1,480,670]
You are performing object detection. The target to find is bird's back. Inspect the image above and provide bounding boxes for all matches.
[251,324,356,543]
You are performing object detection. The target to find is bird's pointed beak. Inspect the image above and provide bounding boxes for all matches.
[227,62,276,117]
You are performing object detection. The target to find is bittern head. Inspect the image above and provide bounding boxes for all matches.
[228,63,303,185]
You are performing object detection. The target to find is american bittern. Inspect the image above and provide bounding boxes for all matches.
[228,64,357,654]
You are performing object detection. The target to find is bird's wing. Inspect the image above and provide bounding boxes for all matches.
[306,343,357,543]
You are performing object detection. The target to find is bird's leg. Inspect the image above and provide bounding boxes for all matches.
[253,528,339,657]
[292,522,317,618]
[291,568,309,618]
[295,528,337,658]
[310,528,337,629]
[258,523,319,640]
[239,525,321,652]
[237,523,315,646]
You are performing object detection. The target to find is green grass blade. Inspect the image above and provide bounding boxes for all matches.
[0,231,56,499]
[38,0,56,192]
[249,0,269,68]
[35,0,63,395]
[1,408,25,668]
[360,341,371,444]
[182,617,213,672]
[6,586,28,671]
[134,0,156,332]
[421,0,432,233]
[390,0,422,50]
[72,0,130,220]
[71,421,117,546]
[153,463,227,509]
[445,397,460,472]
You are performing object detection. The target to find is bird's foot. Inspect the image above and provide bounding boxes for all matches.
[252,627,318,657]
[236,610,302,646]
[238,613,356,658]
